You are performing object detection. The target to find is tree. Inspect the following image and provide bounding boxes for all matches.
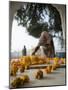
[15,3,64,47]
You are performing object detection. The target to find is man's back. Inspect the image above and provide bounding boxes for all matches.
[32,31,55,57]
[38,31,52,46]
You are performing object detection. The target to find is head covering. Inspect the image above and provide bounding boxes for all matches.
[38,31,52,46]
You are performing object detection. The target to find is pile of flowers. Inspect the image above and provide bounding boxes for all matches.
[10,56,65,76]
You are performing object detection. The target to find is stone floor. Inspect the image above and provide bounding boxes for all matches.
[10,67,66,88]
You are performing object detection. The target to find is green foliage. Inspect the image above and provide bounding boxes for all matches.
[15,3,62,38]
[48,4,62,32]
[27,23,48,38]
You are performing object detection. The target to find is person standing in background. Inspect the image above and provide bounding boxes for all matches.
[22,45,27,56]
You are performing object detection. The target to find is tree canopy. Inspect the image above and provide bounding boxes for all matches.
[15,3,62,39]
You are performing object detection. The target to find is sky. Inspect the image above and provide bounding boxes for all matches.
[11,19,39,52]
[11,10,49,52]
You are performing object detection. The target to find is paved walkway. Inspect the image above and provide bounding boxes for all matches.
[10,67,66,88]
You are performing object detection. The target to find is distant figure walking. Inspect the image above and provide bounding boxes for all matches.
[32,31,55,57]
[22,45,27,56]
